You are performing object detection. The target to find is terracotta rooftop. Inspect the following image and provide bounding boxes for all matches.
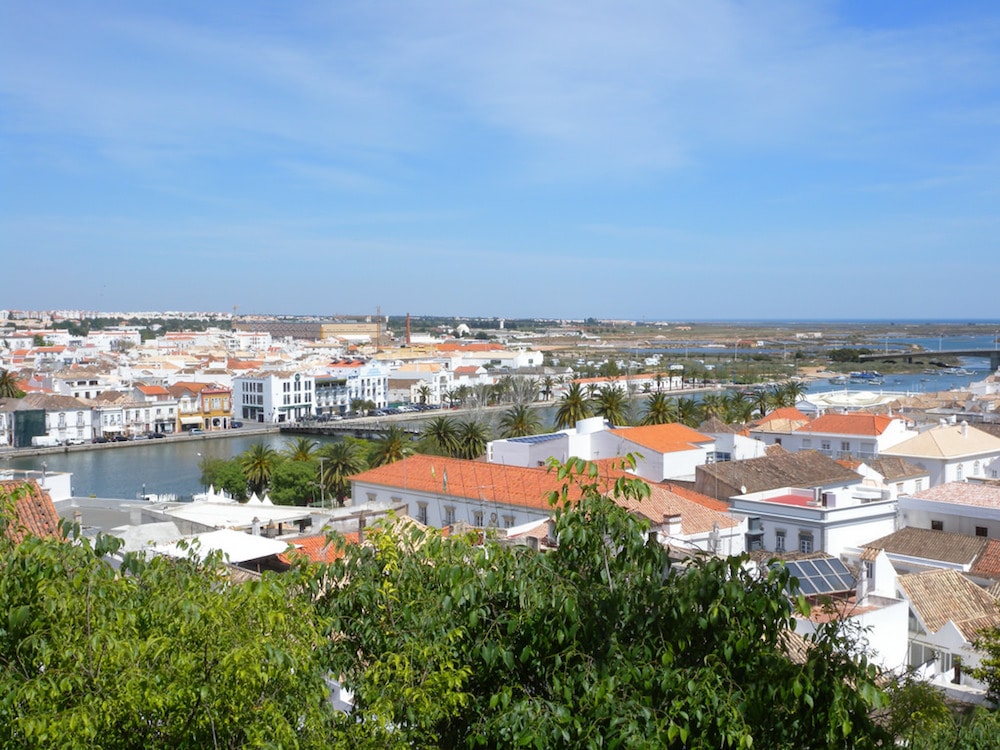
[864,456,929,481]
[910,482,1000,509]
[794,412,897,437]
[883,423,1000,459]
[698,450,862,494]
[278,532,360,564]
[897,568,1000,640]
[632,484,740,534]
[350,454,613,512]
[753,407,810,427]
[861,527,988,567]
[1,479,62,544]
[609,423,714,454]
[971,539,1000,580]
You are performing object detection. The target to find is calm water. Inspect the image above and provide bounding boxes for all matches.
[6,433,340,500]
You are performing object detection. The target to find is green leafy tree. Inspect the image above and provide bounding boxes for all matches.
[318,458,890,748]
[498,404,541,439]
[0,489,335,749]
[554,382,592,429]
[269,458,317,505]
[317,439,369,506]
[239,442,279,497]
[197,456,248,501]
[972,621,1000,704]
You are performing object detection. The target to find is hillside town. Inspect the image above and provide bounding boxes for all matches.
[4,309,1000,733]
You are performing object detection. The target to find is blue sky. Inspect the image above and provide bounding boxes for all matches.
[2,1,999,320]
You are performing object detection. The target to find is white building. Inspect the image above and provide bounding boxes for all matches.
[232,370,315,423]
[487,418,715,483]
[881,421,1000,486]
[729,485,896,557]
[349,454,740,555]
[899,482,1000,539]
[315,359,389,415]
[750,412,918,460]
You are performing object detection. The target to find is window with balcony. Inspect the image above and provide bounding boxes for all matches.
[798,532,814,554]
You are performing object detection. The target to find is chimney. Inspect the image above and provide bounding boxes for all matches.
[961,420,968,438]
[663,513,682,537]
[358,514,366,543]
[526,536,539,552]
[251,516,261,536]
[546,519,557,545]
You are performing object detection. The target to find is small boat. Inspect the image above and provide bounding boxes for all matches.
[830,376,848,385]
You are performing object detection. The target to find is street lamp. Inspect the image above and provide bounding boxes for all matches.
[318,457,326,509]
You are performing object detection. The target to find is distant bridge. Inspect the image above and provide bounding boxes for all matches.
[280,423,422,441]
[858,349,1000,370]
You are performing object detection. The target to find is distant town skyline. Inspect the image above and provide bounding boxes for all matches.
[2,2,999,319]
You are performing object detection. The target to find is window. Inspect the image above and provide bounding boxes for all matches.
[931,520,944,531]
[841,441,851,453]
[976,526,988,538]
[503,515,515,529]
[821,440,831,453]
[416,503,428,525]
[798,532,814,554]
[802,439,811,449]
[473,511,484,527]
[775,530,786,552]
[915,479,923,491]
[366,492,376,503]
[957,463,964,481]
[444,506,456,525]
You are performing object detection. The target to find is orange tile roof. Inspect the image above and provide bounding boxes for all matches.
[660,482,731,513]
[278,532,360,564]
[351,455,610,512]
[795,412,895,437]
[136,385,170,396]
[633,485,739,534]
[1,480,62,544]
[756,407,810,425]
[609,423,713,454]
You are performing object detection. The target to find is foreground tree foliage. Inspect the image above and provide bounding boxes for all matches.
[319,458,890,749]
[0,494,334,749]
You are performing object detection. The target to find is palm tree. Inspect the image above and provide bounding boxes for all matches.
[723,391,754,424]
[776,380,808,407]
[317,440,368,507]
[699,393,727,421]
[421,415,461,456]
[676,397,701,428]
[456,419,491,460]
[498,404,542,438]
[371,425,414,467]
[239,443,279,498]
[0,369,23,398]
[283,436,317,462]
[416,383,433,406]
[555,382,593,429]
[594,385,631,427]
[541,376,557,401]
[454,385,471,408]
[640,392,677,426]
[510,377,539,405]
[751,389,774,419]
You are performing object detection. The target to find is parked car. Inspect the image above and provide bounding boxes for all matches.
[231,421,243,428]
[190,428,204,434]
[148,432,166,439]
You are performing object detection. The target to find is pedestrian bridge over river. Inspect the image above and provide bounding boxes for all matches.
[858,349,1000,370]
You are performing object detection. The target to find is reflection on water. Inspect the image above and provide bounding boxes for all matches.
[5,433,337,500]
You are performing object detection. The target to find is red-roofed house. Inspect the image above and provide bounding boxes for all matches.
[751,412,917,459]
[0,479,62,544]
[349,454,743,555]
[487,417,716,482]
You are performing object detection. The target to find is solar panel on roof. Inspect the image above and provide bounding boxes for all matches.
[508,433,562,444]
[781,558,856,596]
